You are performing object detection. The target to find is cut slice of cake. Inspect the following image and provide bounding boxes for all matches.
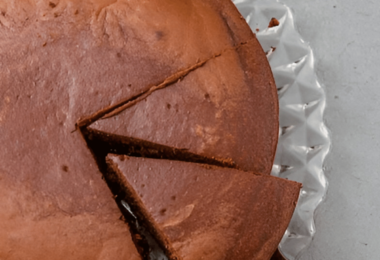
[83,0,279,175]
[91,41,278,174]
[106,154,301,260]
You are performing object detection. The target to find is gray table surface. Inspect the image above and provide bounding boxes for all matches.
[279,1,380,259]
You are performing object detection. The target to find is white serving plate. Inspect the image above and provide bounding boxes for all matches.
[233,0,331,259]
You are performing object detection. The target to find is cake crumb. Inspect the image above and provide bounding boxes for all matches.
[268,18,280,28]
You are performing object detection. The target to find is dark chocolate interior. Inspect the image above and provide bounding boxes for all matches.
[80,126,238,260]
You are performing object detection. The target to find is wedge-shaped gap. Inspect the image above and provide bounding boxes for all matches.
[82,127,237,168]
[80,127,238,260]
[80,127,164,260]
[80,126,301,260]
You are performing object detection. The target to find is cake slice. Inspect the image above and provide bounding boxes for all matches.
[91,42,278,174]
[86,0,279,175]
[106,154,301,260]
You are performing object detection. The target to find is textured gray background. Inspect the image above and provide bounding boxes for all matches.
[279,1,380,259]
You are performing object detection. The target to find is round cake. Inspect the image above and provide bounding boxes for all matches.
[0,0,285,259]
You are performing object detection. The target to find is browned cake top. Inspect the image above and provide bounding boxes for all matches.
[108,155,301,260]
[88,0,278,173]
[1,0,278,259]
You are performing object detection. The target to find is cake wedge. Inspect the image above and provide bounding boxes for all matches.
[106,154,301,260]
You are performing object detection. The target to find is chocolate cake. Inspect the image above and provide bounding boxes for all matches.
[1,0,293,259]
[78,0,279,174]
[106,155,301,260]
